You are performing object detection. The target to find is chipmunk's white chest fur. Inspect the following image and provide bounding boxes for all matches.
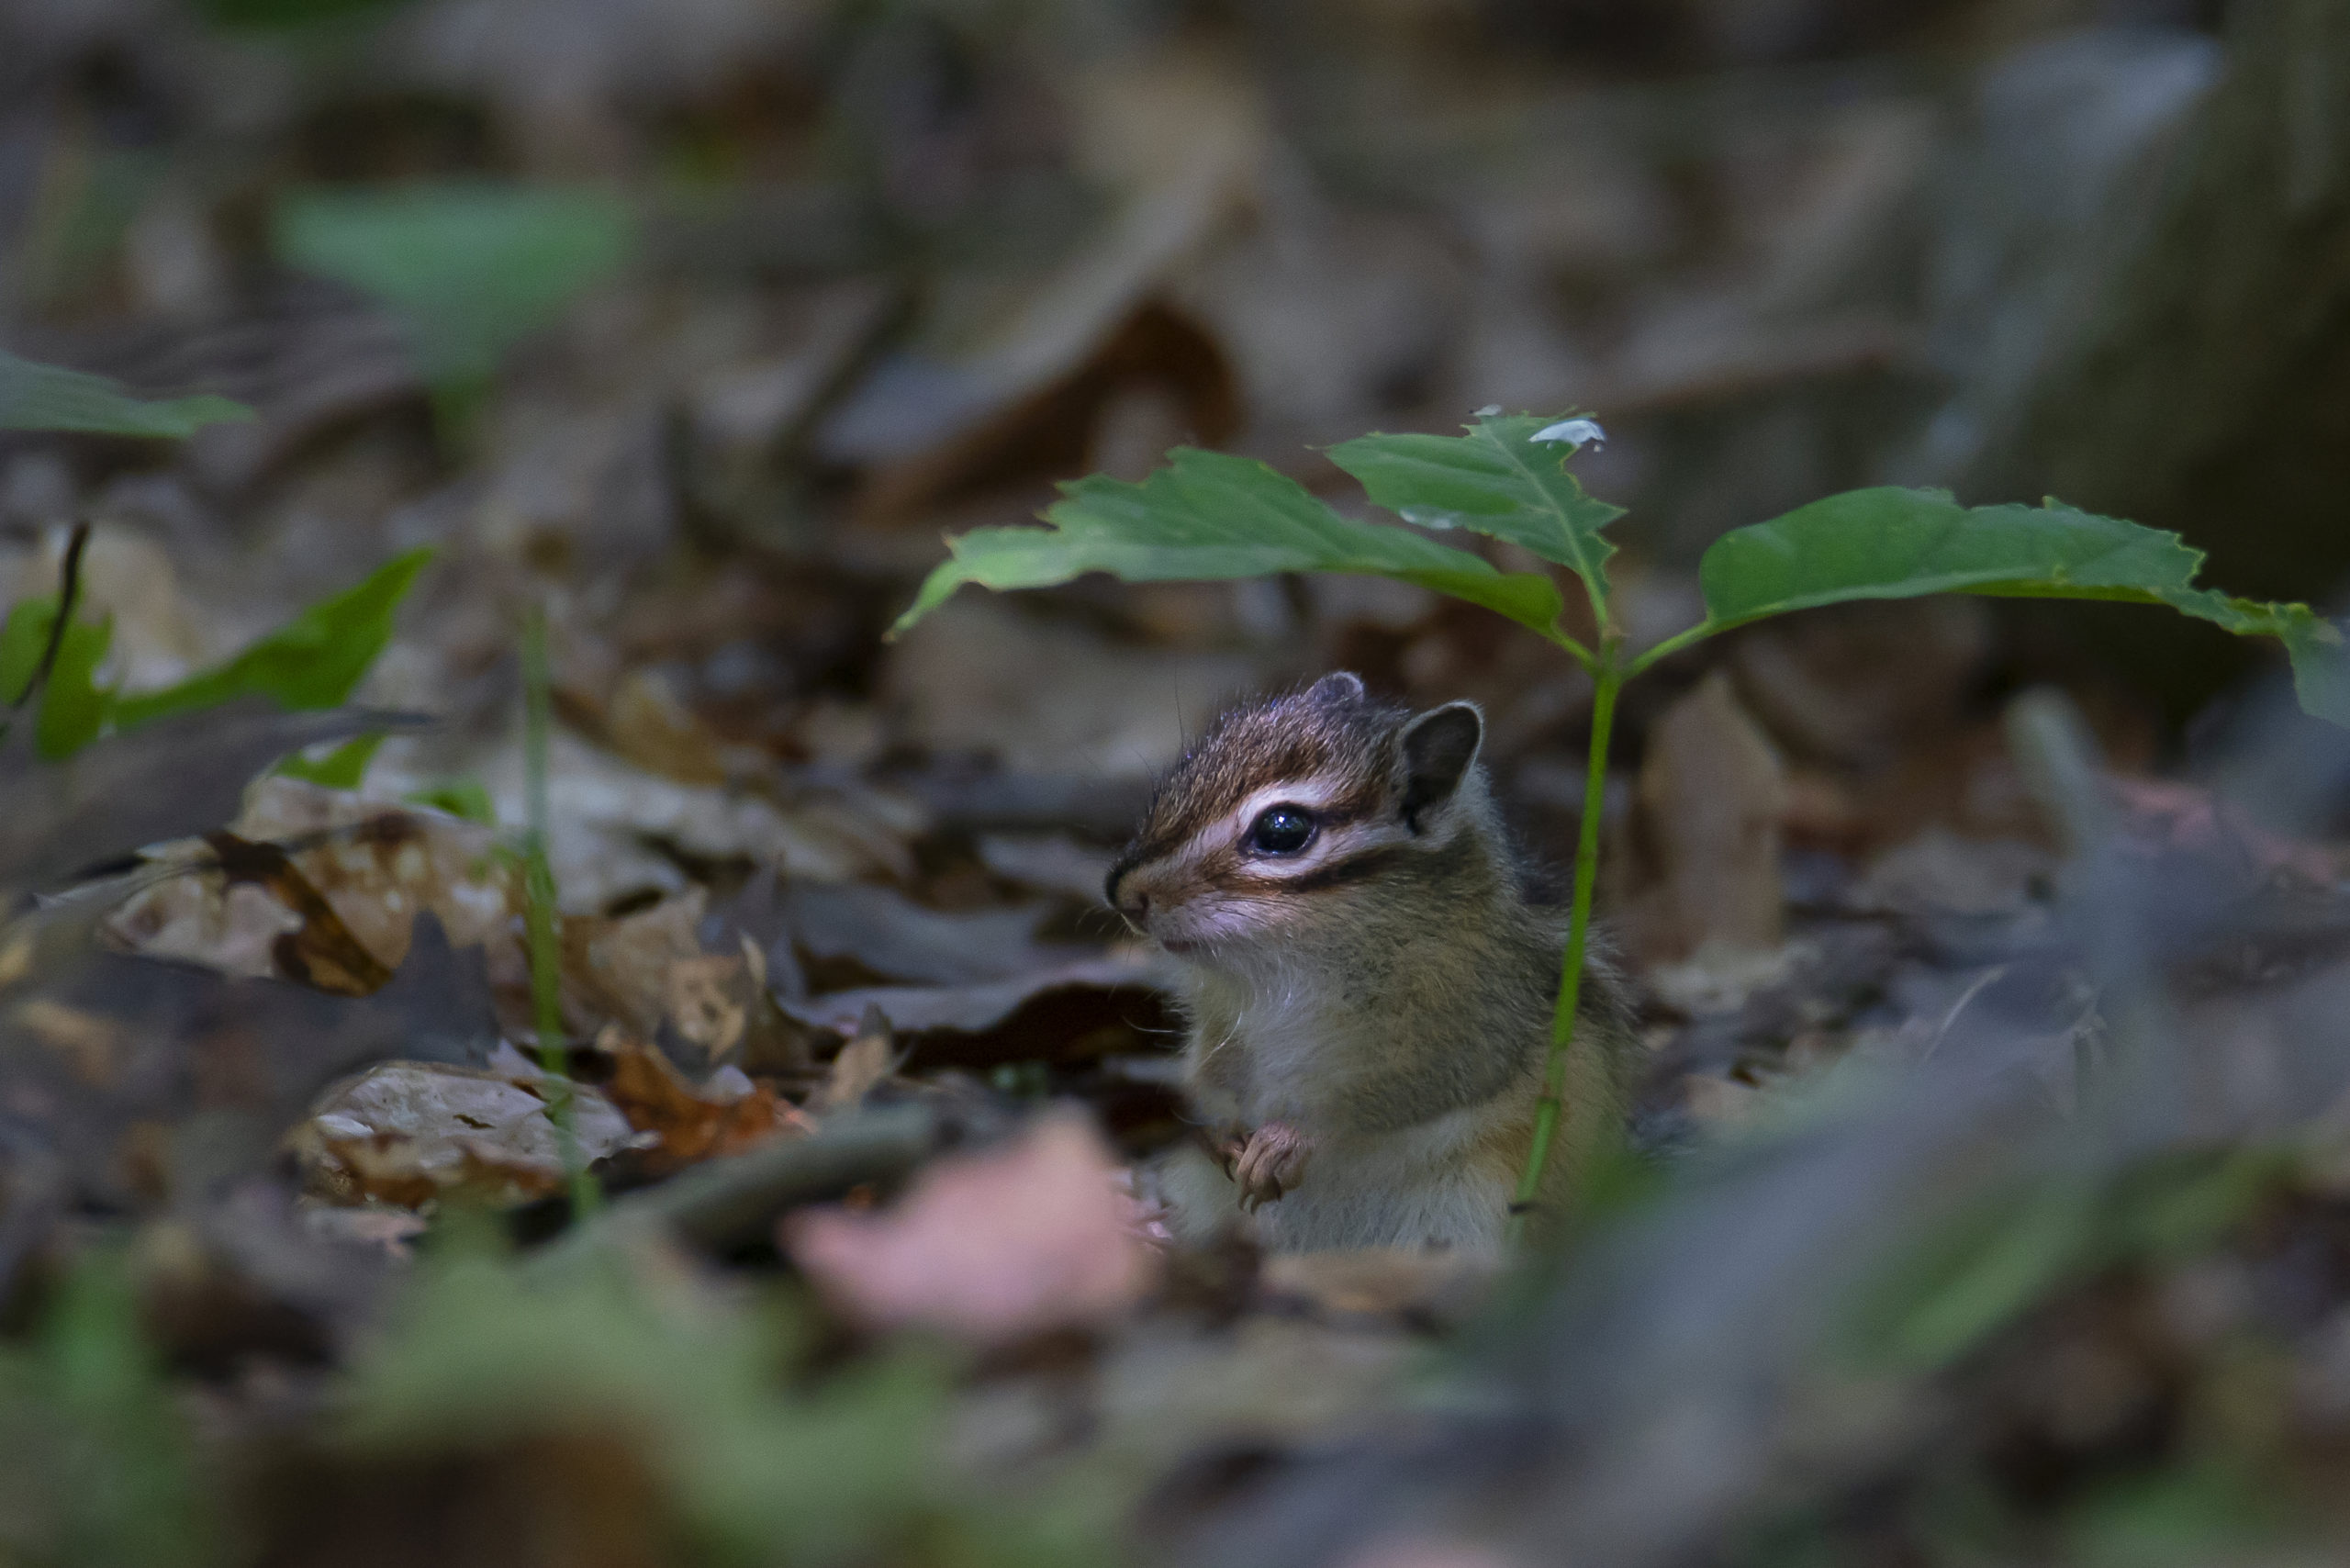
[1250,1104,1511,1251]
[1166,958,1527,1252]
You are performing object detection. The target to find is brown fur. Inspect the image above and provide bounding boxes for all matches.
[1106,681,1407,902]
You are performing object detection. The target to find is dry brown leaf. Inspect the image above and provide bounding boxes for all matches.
[293,1061,647,1207]
[851,302,1239,526]
[567,890,706,1037]
[809,1007,897,1114]
[0,703,408,900]
[206,831,397,996]
[238,778,521,959]
[599,1033,807,1171]
[104,779,522,986]
[782,1114,1158,1342]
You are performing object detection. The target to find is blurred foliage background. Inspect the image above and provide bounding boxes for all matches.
[9,0,2350,1564]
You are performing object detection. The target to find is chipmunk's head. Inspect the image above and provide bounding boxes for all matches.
[1104,673,1493,963]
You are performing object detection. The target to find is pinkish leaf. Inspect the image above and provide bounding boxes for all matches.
[782,1114,1158,1342]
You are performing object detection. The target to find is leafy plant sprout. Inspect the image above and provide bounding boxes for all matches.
[890,410,2350,1245]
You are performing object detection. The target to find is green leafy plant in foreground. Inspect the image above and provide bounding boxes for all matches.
[2,546,433,767]
[890,412,2350,1239]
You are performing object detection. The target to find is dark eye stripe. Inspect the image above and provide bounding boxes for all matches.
[1215,846,1404,893]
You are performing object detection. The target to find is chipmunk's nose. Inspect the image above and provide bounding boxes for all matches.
[1105,858,1150,921]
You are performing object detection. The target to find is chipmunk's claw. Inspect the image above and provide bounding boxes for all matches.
[1233,1120,1312,1211]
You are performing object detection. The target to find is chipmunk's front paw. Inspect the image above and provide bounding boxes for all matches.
[1233,1121,1313,1212]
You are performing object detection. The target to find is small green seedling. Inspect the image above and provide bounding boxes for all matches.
[890,411,2350,1238]
[2,547,433,767]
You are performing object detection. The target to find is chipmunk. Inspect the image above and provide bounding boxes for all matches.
[1106,672,1634,1253]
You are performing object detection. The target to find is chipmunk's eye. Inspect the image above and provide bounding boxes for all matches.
[1246,805,1316,856]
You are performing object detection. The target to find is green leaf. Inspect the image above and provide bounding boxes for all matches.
[1699,489,2210,624]
[2278,611,2350,727]
[1328,412,1624,606]
[0,598,118,760]
[405,776,498,825]
[0,349,253,438]
[891,446,1566,641]
[274,184,634,386]
[0,598,58,702]
[276,732,385,788]
[114,548,432,729]
[1694,488,2350,727]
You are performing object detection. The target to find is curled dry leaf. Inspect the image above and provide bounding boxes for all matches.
[236,779,521,958]
[808,1006,898,1114]
[599,1033,808,1173]
[783,1113,1158,1343]
[205,831,396,996]
[106,778,521,986]
[293,1061,648,1208]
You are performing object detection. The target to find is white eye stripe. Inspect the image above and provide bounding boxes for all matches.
[1232,778,1350,823]
[1162,775,1359,871]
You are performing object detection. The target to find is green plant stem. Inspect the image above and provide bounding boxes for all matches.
[1625,619,1718,678]
[1550,630,1599,670]
[1509,647,1622,1245]
[521,605,598,1217]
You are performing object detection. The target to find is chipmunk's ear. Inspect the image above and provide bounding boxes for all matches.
[1304,671,1367,706]
[1396,701,1483,831]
